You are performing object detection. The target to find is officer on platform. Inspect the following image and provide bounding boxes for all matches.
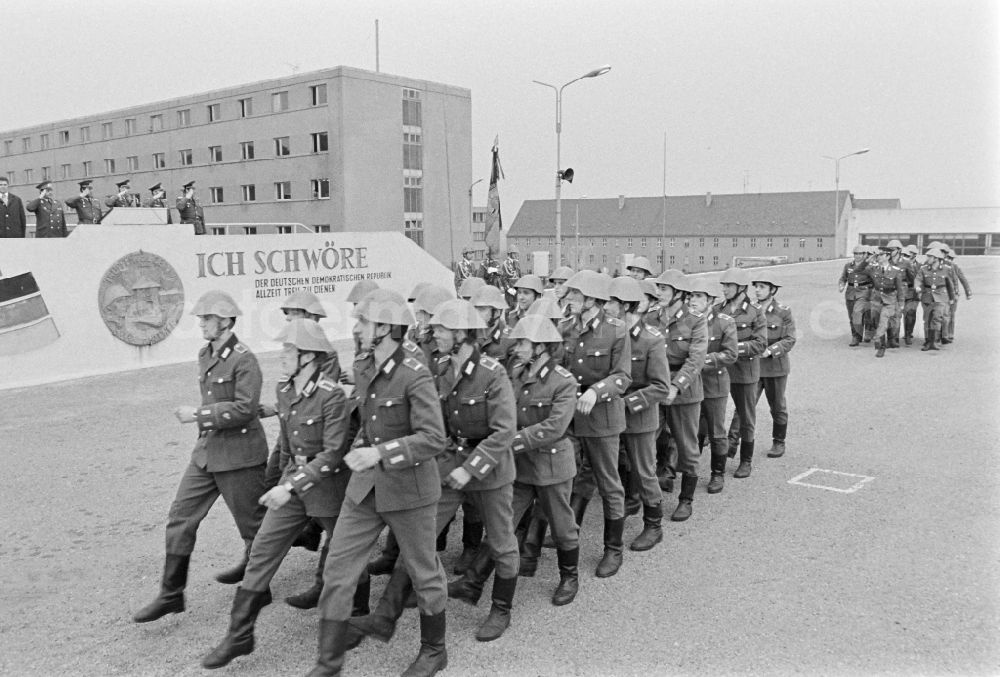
[499,246,523,306]
[177,180,206,235]
[750,274,796,457]
[106,179,141,208]
[454,245,478,293]
[64,180,103,224]
[133,291,269,624]
[838,244,874,346]
[26,182,68,238]
[144,183,174,223]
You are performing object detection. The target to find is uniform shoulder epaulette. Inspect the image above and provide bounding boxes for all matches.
[688,309,704,318]
[554,365,573,379]
[777,303,790,311]
[317,376,336,392]
[402,356,424,371]
[436,354,449,365]
[479,355,500,371]
[354,349,370,362]
[717,312,733,321]
[234,343,248,353]
[277,375,291,383]
[606,316,624,326]
[644,324,662,337]
[402,339,418,352]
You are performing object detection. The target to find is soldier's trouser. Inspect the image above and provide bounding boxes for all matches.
[512,479,578,551]
[922,300,948,334]
[700,396,728,446]
[318,491,446,622]
[621,431,663,506]
[654,405,678,477]
[165,461,267,556]
[846,297,868,338]
[903,299,919,337]
[946,298,959,340]
[242,497,338,592]
[465,483,520,579]
[727,382,758,444]
[756,376,788,428]
[572,435,626,520]
[869,296,898,341]
[667,402,702,477]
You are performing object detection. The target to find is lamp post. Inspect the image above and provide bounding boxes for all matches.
[533,65,611,267]
[822,148,869,250]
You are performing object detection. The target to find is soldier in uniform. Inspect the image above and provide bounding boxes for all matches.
[26,182,68,238]
[471,284,510,360]
[479,250,502,289]
[177,180,206,235]
[64,180,103,224]
[648,269,686,493]
[914,248,955,351]
[309,288,448,677]
[498,246,522,305]
[454,245,478,293]
[838,244,874,346]
[858,247,905,358]
[898,244,921,345]
[625,256,655,280]
[750,275,796,458]
[718,268,767,478]
[560,270,632,578]
[143,183,174,223]
[133,291,269,623]
[105,179,141,208]
[500,275,544,359]
[941,246,972,344]
[546,266,575,306]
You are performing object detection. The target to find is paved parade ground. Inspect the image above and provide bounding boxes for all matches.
[1,257,998,677]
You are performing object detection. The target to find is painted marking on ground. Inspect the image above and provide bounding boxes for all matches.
[787,468,875,493]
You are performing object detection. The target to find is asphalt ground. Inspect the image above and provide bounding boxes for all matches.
[1,257,998,677]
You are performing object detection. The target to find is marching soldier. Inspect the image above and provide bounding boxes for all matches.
[648,269,686,492]
[25,182,68,238]
[500,274,544,359]
[750,274,796,457]
[471,284,510,360]
[105,178,141,208]
[941,246,972,344]
[144,182,174,223]
[546,266,575,306]
[310,288,448,677]
[454,245,478,293]
[64,180,103,224]
[838,244,874,346]
[625,256,655,280]
[914,248,954,351]
[177,180,206,235]
[858,247,905,358]
[899,245,921,345]
[133,291,269,624]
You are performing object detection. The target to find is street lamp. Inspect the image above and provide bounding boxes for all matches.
[822,148,869,249]
[534,65,611,267]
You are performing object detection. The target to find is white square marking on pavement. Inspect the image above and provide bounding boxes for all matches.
[788,468,875,493]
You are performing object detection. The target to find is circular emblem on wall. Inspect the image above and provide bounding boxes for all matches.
[98,250,185,346]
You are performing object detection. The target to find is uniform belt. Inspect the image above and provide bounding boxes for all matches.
[850,282,872,288]
[451,436,485,449]
[294,454,315,466]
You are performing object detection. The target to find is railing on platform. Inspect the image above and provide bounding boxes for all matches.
[25,221,315,237]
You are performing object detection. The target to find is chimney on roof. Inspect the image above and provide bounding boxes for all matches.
[705,192,712,207]
[618,195,625,210]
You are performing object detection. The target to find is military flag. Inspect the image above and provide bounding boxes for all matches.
[483,136,505,258]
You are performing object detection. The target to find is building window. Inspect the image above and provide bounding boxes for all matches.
[59,130,69,145]
[783,237,790,248]
[125,119,135,136]
[126,156,139,171]
[3,140,11,155]
[669,255,676,265]
[22,137,31,152]
[211,226,226,235]
[152,152,166,169]
[243,226,257,235]
[627,237,633,248]
[698,237,705,247]
[641,237,647,248]
[404,176,422,212]
[766,237,773,248]
[272,91,289,112]
[713,237,719,247]
[102,122,113,139]
[698,255,705,265]
[817,237,824,248]
[209,145,223,162]
[207,103,221,122]
[713,255,719,266]
[402,89,422,126]
[6,171,15,183]
[602,254,608,264]
[799,238,806,248]
[210,187,224,203]
[41,166,51,181]
[656,253,663,265]
[277,225,292,234]
[105,158,116,174]
[655,238,661,249]
[311,132,329,153]
[150,114,163,131]
[750,237,757,248]
[550,237,555,245]
[403,132,422,169]
[669,237,676,248]
[404,219,424,247]
[314,225,331,233]
[239,98,253,118]
[275,181,292,200]
[40,134,50,150]
[241,184,256,201]
[23,169,33,183]
[311,178,330,199]
[732,237,739,248]
[240,141,255,160]
[602,238,608,247]
[60,163,71,179]
[588,253,596,264]
[82,161,92,177]
[274,137,290,156]
[799,256,805,262]
[310,84,327,106]
[473,231,485,241]
[80,126,91,143]
[177,109,191,126]
[683,239,690,248]
[179,149,193,166]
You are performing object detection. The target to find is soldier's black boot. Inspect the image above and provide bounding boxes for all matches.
[447,546,494,606]
[768,423,787,458]
[671,475,697,522]
[551,548,579,606]
[849,328,861,347]
[707,442,727,494]
[734,441,754,478]
[726,433,739,459]
[904,314,915,345]
[595,518,624,578]
[202,587,269,669]
[875,336,886,358]
[570,493,590,527]
[928,329,940,350]
[887,326,899,348]
[630,502,663,551]
[475,575,517,642]
[402,611,447,677]
[351,571,370,617]
[306,619,349,677]
[286,541,329,609]
[346,568,411,650]
[367,530,399,576]
[215,544,251,585]
[292,518,324,551]
[518,513,548,577]
[454,514,484,575]
[133,554,189,623]
[922,330,937,351]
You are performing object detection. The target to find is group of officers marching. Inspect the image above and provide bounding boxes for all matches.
[131,254,796,677]
[838,240,972,356]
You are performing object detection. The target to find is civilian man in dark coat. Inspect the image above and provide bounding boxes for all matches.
[0,177,26,238]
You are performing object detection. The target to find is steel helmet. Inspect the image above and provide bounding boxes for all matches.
[513,274,545,294]
[413,284,454,317]
[408,282,431,303]
[526,295,566,320]
[457,276,487,299]
[508,314,564,344]
[686,278,718,298]
[654,268,684,288]
[352,288,414,326]
[608,276,643,303]
[430,298,487,331]
[506,245,519,255]
[549,266,575,282]
[751,274,782,288]
[639,279,660,299]
[564,270,611,301]
[190,290,242,318]
[347,280,380,304]
[886,239,903,250]
[275,318,334,353]
[670,274,691,293]
[718,268,751,287]
[924,248,944,259]
[281,290,327,317]
[470,284,508,310]
[461,244,475,255]
[852,244,867,254]
[904,244,919,255]
[626,256,654,276]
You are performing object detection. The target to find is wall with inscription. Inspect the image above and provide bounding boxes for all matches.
[0,225,452,390]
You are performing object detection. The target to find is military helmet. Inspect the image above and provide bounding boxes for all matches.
[751,273,782,288]
[654,268,685,288]
[669,274,691,293]
[686,278,718,298]
[430,298,487,331]
[457,276,487,299]
[926,240,945,249]
[470,284,508,310]
[886,239,904,250]
[352,288,414,326]
[626,256,654,275]
[904,244,919,255]
[190,290,242,318]
[281,290,327,318]
[639,279,660,299]
[506,245,519,255]
[924,248,944,259]
[549,266,575,282]
[852,244,867,254]
[275,318,334,353]
[413,284,454,317]
[526,295,566,320]
[718,267,751,287]
[564,270,611,301]
[513,274,545,294]
[461,244,475,255]
[608,276,643,303]
[408,281,431,303]
[508,314,563,344]
[347,279,380,304]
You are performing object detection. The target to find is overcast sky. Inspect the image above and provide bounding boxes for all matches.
[1,0,995,215]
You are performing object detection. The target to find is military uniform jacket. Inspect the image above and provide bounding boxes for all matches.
[500,258,522,293]
[664,306,707,405]
[454,259,477,290]
[478,320,507,360]
[622,322,669,433]
[897,258,918,300]
[702,310,738,399]
[176,196,205,232]
[25,197,67,238]
[435,348,517,491]
[499,307,529,360]
[192,333,269,472]
[758,299,796,378]
[346,345,445,512]
[945,262,972,297]
[716,293,766,385]
[143,197,174,223]
[643,300,682,334]
[859,259,905,304]
[64,195,103,224]
[104,192,141,208]
[914,266,955,303]
[839,261,873,300]
[509,357,578,486]
[278,370,351,517]
[560,310,631,437]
